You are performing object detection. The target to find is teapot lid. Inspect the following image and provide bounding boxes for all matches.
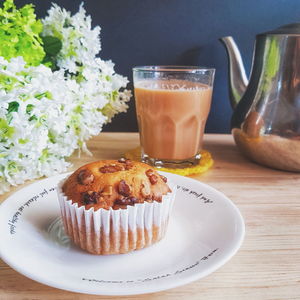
[261,23,300,35]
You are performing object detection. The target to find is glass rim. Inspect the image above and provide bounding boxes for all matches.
[132,65,215,73]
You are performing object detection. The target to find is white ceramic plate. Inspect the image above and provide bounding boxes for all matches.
[0,172,245,296]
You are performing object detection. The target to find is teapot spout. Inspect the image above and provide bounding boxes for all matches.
[220,36,249,109]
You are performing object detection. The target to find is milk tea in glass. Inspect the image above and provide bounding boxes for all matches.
[133,66,215,168]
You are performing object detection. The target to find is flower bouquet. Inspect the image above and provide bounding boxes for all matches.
[0,0,131,194]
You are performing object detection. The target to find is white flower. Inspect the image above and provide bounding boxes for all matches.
[0,3,131,194]
[42,2,131,122]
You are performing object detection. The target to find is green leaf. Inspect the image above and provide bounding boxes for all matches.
[18,138,28,144]
[73,105,83,114]
[0,74,18,91]
[41,36,62,56]
[6,113,13,124]
[39,148,49,162]
[35,114,46,127]
[111,90,119,101]
[3,0,15,11]
[34,91,52,100]
[0,118,14,139]
[7,101,19,113]
[48,131,56,143]
[29,115,37,122]
[26,104,34,114]
[0,0,45,66]
[7,161,19,174]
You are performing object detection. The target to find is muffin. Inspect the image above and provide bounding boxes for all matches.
[57,159,175,255]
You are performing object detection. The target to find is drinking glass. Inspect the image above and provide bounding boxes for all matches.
[133,66,215,168]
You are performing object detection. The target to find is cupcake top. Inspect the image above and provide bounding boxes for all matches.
[62,159,171,210]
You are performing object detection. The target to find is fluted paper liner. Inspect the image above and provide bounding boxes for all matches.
[57,179,176,255]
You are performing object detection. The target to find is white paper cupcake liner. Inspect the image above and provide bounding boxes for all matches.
[57,178,176,255]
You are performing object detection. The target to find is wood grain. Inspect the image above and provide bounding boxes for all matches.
[1,133,300,300]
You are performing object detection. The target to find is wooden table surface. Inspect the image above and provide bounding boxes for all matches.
[0,133,299,300]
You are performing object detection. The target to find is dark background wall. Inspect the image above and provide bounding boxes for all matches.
[15,0,300,133]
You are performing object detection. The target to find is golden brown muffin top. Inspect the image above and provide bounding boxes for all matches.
[62,159,171,210]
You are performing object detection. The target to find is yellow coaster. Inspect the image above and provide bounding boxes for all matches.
[124,147,213,176]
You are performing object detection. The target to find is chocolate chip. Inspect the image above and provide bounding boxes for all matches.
[145,169,154,177]
[114,196,138,206]
[149,174,158,185]
[82,191,99,205]
[160,175,168,183]
[129,196,138,204]
[125,164,133,170]
[99,165,115,173]
[124,159,133,170]
[118,180,131,197]
[152,195,162,202]
[118,158,132,165]
[114,198,127,205]
[99,164,124,173]
[77,169,94,185]
[145,169,158,184]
